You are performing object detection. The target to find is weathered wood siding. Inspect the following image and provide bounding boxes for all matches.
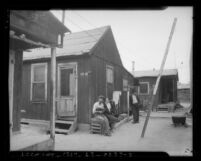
[90,28,133,117]
[22,60,51,120]
[137,76,178,109]
[178,89,190,103]
[21,28,135,124]
[136,77,160,108]
[22,55,91,123]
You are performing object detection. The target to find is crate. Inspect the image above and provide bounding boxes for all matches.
[90,122,103,135]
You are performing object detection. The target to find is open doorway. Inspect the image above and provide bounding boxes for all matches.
[161,78,174,103]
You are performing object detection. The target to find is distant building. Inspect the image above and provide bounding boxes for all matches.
[133,69,178,109]
[177,83,190,103]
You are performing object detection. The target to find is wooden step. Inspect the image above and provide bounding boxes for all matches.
[55,120,74,124]
[157,108,168,111]
[55,128,69,134]
[57,116,75,121]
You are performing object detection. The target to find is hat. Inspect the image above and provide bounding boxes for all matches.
[98,95,105,99]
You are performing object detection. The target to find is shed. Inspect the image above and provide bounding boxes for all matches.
[22,26,137,131]
[133,69,178,109]
[177,83,190,103]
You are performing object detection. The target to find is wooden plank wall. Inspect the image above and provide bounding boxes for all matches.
[22,60,51,120]
[90,28,131,116]
[22,56,92,124]
[21,28,134,124]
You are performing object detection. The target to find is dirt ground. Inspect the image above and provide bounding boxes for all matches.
[55,116,192,156]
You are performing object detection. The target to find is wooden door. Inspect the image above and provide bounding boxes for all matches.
[106,65,114,99]
[57,63,77,117]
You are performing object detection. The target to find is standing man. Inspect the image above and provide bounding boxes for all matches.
[129,88,140,123]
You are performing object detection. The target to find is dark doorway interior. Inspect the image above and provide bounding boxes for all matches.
[161,78,174,103]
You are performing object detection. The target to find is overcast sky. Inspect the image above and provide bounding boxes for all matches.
[51,7,193,84]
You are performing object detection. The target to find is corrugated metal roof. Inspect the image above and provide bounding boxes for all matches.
[133,69,178,78]
[23,26,110,60]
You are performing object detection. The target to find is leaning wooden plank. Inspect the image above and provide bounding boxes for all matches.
[114,116,129,129]
[141,18,177,138]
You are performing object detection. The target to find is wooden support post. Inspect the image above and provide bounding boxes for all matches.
[190,37,192,110]
[172,79,175,102]
[50,48,56,140]
[9,50,15,137]
[62,10,65,24]
[127,90,130,118]
[141,18,177,138]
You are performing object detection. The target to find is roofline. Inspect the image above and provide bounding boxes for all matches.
[23,52,90,62]
[49,12,71,33]
[88,26,111,55]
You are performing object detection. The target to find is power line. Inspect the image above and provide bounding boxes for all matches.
[66,17,99,42]
[65,17,131,70]
[70,11,155,66]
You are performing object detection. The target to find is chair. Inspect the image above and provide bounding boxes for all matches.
[90,118,103,135]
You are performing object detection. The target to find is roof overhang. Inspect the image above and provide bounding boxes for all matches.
[10,11,70,47]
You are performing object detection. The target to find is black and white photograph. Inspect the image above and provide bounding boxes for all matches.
[8,7,193,156]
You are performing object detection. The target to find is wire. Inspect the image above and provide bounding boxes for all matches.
[71,10,155,65]
[65,17,134,71]
[66,18,99,42]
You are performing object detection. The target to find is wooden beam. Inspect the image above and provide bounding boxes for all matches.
[50,48,56,141]
[9,50,15,136]
[10,32,50,48]
[141,18,177,138]
[127,90,130,118]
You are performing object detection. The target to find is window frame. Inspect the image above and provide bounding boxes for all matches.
[123,78,128,91]
[138,82,149,95]
[30,63,48,102]
[106,65,114,84]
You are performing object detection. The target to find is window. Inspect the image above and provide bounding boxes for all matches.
[133,86,139,94]
[139,82,149,95]
[31,63,47,101]
[123,79,128,91]
[106,65,114,83]
[60,68,74,97]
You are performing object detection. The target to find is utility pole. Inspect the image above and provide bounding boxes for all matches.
[132,61,135,76]
[141,18,177,138]
[62,10,65,24]
[50,48,56,141]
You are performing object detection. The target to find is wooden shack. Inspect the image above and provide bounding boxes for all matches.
[22,26,137,132]
[133,69,178,110]
[9,10,69,150]
[177,83,190,103]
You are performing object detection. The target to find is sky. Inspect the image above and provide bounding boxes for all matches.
[51,7,193,84]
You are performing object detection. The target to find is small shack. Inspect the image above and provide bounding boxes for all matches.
[133,69,178,110]
[177,83,190,103]
[9,10,69,150]
[22,26,137,132]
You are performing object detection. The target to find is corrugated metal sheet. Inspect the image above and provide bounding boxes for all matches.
[23,26,110,60]
[133,69,178,78]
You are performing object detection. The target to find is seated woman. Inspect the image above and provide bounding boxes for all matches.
[92,95,111,136]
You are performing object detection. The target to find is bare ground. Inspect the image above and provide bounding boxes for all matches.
[55,117,192,156]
